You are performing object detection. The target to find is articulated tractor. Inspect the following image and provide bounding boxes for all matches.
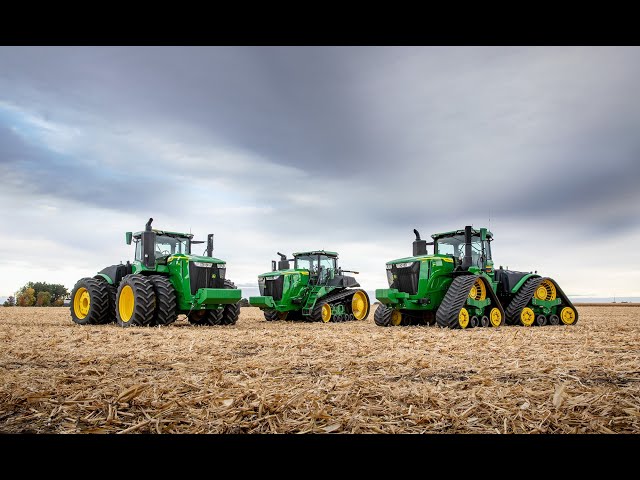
[70,218,242,327]
[375,226,578,328]
[249,250,370,323]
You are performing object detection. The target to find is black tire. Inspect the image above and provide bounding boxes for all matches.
[374,304,392,327]
[115,275,156,327]
[188,308,222,326]
[93,276,117,324]
[70,277,112,325]
[220,279,240,325]
[148,275,178,326]
[264,309,279,321]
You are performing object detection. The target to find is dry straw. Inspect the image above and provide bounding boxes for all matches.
[1,305,638,433]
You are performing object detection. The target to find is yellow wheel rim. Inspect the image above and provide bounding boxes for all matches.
[534,280,557,301]
[468,279,487,301]
[321,304,332,323]
[118,285,135,323]
[73,287,90,319]
[489,307,502,327]
[458,308,469,329]
[351,291,368,320]
[560,307,576,325]
[390,310,402,326]
[520,307,535,326]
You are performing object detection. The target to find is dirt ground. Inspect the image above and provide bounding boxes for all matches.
[0,305,638,433]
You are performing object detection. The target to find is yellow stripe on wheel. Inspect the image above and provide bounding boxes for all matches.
[321,304,332,323]
[520,307,535,326]
[458,308,469,329]
[73,287,90,319]
[118,285,135,323]
[560,307,576,325]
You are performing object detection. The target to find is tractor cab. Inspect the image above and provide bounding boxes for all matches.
[132,232,192,262]
[432,227,493,274]
[293,250,339,285]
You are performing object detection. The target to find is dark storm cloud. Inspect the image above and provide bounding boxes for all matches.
[1,46,640,240]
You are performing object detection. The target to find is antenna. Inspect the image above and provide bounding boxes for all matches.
[489,208,492,231]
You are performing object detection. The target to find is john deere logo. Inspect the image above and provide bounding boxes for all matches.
[211,273,217,279]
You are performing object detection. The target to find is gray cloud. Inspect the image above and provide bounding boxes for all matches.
[1,46,639,297]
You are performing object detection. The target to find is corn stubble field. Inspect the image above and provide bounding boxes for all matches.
[0,305,639,434]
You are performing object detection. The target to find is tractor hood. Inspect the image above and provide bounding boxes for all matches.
[166,254,226,264]
[387,254,454,265]
[258,269,309,278]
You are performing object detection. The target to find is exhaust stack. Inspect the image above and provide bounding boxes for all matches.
[277,252,291,270]
[413,229,428,256]
[461,225,473,270]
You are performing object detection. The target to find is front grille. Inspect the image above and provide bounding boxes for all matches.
[189,263,225,294]
[388,262,420,295]
[262,276,284,300]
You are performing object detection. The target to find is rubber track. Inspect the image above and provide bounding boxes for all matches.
[220,279,240,325]
[148,275,178,326]
[374,304,392,327]
[435,275,478,329]
[308,288,366,323]
[505,276,579,326]
[504,276,543,325]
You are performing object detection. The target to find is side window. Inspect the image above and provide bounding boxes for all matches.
[134,240,141,261]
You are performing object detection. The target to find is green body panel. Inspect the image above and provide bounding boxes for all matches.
[96,273,114,285]
[195,288,242,305]
[248,296,276,308]
[511,273,540,294]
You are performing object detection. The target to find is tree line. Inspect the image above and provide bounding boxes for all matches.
[3,282,69,307]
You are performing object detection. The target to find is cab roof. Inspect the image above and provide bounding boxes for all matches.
[132,229,194,239]
[431,227,492,241]
[293,250,338,257]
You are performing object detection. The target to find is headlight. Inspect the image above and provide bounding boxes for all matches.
[216,263,226,268]
[266,275,280,281]
[386,264,392,270]
[386,270,394,287]
[193,262,213,268]
[395,262,414,268]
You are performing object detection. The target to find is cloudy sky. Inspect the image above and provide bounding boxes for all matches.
[1,46,639,302]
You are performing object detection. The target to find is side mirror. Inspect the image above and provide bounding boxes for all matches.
[125,232,132,245]
[271,260,277,272]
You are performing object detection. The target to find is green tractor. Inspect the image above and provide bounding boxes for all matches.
[249,250,371,323]
[70,218,242,327]
[375,226,578,329]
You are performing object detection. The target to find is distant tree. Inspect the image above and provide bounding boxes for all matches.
[36,291,52,307]
[3,295,15,307]
[17,287,36,306]
[15,282,69,307]
[238,298,250,307]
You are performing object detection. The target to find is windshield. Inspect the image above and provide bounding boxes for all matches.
[436,234,483,267]
[294,255,336,272]
[154,235,190,258]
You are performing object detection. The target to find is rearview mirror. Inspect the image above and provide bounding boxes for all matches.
[125,232,132,245]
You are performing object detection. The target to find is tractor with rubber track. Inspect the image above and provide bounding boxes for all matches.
[70,218,242,327]
[375,226,578,329]
[249,250,371,323]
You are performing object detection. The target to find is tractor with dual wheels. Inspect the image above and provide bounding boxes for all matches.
[375,226,578,329]
[249,250,370,323]
[70,218,242,327]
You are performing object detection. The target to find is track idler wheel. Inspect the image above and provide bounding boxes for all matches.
[470,315,479,328]
[560,306,577,325]
[518,307,535,327]
[549,314,560,325]
[535,314,547,326]
[480,315,490,327]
